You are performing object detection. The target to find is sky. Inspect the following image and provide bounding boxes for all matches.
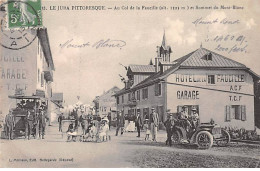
[41,0,260,105]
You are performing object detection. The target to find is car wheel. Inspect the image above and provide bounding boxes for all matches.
[196,131,213,149]
[216,129,231,147]
[171,131,181,144]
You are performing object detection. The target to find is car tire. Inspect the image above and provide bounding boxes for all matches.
[196,131,213,149]
[171,130,181,144]
[216,129,231,147]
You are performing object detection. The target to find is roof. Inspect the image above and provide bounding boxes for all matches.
[179,48,247,68]
[51,93,63,101]
[37,28,55,70]
[115,47,260,96]
[128,65,155,74]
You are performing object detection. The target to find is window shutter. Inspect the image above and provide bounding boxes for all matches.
[154,84,158,96]
[225,105,231,122]
[41,72,44,87]
[159,83,162,96]
[241,105,246,121]
[238,106,242,120]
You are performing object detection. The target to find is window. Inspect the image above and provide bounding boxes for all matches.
[121,95,124,104]
[38,69,40,82]
[206,53,212,60]
[142,87,148,99]
[117,97,119,104]
[41,73,44,87]
[137,90,140,101]
[128,93,131,101]
[208,75,215,84]
[155,83,162,96]
[143,108,149,119]
[225,105,246,122]
[132,91,135,100]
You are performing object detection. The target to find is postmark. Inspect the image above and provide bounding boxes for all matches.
[0,0,42,50]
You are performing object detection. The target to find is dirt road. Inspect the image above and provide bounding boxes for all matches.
[0,124,259,168]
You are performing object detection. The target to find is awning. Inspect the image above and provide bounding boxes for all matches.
[8,95,45,100]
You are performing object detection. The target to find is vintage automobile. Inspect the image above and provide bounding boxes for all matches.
[5,95,46,139]
[171,118,231,149]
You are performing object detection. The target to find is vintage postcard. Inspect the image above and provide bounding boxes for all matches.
[0,0,260,168]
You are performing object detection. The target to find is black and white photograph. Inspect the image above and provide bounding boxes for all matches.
[0,0,260,168]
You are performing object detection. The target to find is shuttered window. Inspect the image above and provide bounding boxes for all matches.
[225,105,246,122]
[137,90,140,101]
[225,105,231,122]
[142,88,148,99]
[155,83,162,96]
[41,73,44,87]
[241,105,246,121]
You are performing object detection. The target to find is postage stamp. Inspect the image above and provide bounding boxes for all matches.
[0,0,40,50]
[7,0,42,28]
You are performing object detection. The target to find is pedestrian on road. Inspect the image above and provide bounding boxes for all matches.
[39,107,48,139]
[107,113,112,130]
[25,110,34,140]
[164,111,174,146]
[58,113,63,132]
[150,108,159,142]
[135,112,142,137]
[115,111,125,136]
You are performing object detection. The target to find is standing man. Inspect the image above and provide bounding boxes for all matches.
[25,110,34,140]
[135,111,142,137]
[39,107,47,139]
[58,113,63,132]
[164,112,174,146]
[115,111,125,136]
[150,108,159,142]
[107,113,112,130]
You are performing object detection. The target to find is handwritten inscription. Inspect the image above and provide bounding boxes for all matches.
[59,39,126,50]
[192,17,240,27]
[205,34,248,54]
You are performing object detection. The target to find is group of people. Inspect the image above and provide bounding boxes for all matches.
[115,108,160,142]
[58,110,110,142]
[4,105,48,140]
[115,106,200,146]
[164,107,200,146]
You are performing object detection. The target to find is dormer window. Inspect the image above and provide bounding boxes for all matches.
[206,53,212,60]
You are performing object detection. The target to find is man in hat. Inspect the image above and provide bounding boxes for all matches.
[115,110,125,136]
[150,108,159,142]
[58,113,63,132]
[191,107,199,129]
[5,109,15,140]
[164,111,174,146]
[135,111,142,137]
[25,110,34,140]
[39,107,48,139]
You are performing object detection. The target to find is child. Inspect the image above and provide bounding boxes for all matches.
[143,119,150,141]
[98,120,109,142]
[66,123,77,142]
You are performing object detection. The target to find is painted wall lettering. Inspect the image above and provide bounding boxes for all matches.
[177,90,199,99]
[1,68,27,79]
